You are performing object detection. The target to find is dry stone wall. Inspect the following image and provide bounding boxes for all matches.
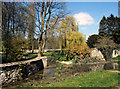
[90,48,105,60]
[0,56,47,86]
[90,48,120,60]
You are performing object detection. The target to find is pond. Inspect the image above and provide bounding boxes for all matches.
[3,59,119,88]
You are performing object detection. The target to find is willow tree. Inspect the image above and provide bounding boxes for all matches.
[57,16,79,54]
[66,30,90,60]
[34,1,66,57]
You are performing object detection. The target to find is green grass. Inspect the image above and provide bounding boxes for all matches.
[43,51,60,56]
[2,53,38,63]
[112,56,120,60]
[43,51,67,61]
[23,53,38,58]
[112,68,120,71]
[36,70,119,87]
[2,54,14,63]
[43,51,74,61]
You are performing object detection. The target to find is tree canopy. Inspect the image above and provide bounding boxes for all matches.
[87,34,100,48]
[94,36,117,61]
[99,14,120,44]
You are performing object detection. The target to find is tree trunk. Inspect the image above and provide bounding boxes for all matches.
[38,44,42,57]
[32,40,34,53]
[102,48,113,61]
[38,39,43,57]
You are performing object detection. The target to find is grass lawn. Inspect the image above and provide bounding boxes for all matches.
[43,51,60,56]
[112,56,120,60]
[36,70,119,87]
[2,53,38,63]
[112,68,120,71]
[43,51,67,61]
[23,53,38,58]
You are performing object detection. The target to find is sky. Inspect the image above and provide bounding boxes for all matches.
[66,2,118,40]
[4,0,118,40]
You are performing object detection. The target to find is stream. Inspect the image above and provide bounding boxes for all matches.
[3,57,119,88]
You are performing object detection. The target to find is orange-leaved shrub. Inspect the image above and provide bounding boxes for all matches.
[66,31,91,60]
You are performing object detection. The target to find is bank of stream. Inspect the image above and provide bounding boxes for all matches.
[3,56,119,88]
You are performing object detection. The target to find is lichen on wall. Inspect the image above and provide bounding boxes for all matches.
[0,56,47,86]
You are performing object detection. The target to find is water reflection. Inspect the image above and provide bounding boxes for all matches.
[104,63,114,70]
[4,62,119,88]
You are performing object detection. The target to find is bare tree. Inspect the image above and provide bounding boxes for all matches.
[27,2,36,53]
[34,1,66,57]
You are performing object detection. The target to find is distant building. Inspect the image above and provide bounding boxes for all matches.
[118,1,120,17]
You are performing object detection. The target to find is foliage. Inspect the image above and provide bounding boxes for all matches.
[2,2,29,62]
[74,57,104,64]
[37,70,118,87]
[27,3,36,52]
[34,1,66,57]
[94,36,117,61]
[112,56,120,60]
[99,14,120,44]
[10,37,24,61]
[23,53,38,59]
[2,1,66,62]
[56,16,79,54]
[43,51,60,56]
[66,31,91,60]
[19,62,31,79]
[104,63,113,70]
[45,36,59,49]
[58,56,66,61]
[2,36,25,62]
[87,34,100,48]
[56,65,62,69]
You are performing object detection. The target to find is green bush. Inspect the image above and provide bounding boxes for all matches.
[58,56,66,61]
[73,57,104,64]
[112,56,120,60]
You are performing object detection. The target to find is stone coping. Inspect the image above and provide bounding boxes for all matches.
[86,60,120,65]
[56,60,73,65]
[56,60,120,65]
[0,56,47,68]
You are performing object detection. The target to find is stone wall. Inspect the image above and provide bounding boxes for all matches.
[90,48,105,60]
[0,56,47,86]
[91,48,120,60]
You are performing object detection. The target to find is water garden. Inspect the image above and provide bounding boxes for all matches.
[1,1,120,89]
[1,50,120,88]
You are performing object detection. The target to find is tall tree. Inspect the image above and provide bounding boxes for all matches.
[2,2,13,60]
[27,2,36,53]
[57,16,79,54]
[0,1,1,64]
[34,1,66,57]
[66,30,90,60]
[2,2,29,62]
[94,36,117,61]
[99,14,120,44]
[87,34,100,48]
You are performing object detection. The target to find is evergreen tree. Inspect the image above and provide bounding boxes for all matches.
[99,14,120,44]
[87,34,100,48]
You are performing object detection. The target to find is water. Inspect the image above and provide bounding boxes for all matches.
[3,62,118,88]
